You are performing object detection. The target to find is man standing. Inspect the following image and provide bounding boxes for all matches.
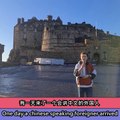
[73,52,97,97]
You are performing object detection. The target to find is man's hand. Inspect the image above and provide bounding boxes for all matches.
[82,75,90,79]
[77,60,86,75]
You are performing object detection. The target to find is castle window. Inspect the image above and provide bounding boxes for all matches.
[24,28,27,33]
[68,34,70,37]
[29,25,34,31]
[46,27,49,31]
[23,38,27,45]
[23,34,27,39]
[57,34,61,39]
[23,33,27,45]
[34,28,37,32]
[75,37,84,43]
[33,38,37,47]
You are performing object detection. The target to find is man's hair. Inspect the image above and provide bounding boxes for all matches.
[80,52,88,57]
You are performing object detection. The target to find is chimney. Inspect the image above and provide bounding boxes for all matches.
[17,18,21,24]
[47,15,53,21]
[21,18,24,23]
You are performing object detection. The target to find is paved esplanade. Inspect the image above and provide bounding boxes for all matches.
[0,64,120,97]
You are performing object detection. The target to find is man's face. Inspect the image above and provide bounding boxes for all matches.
[80,53,88,62]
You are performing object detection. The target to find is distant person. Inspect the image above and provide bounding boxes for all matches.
[73,52,97,97]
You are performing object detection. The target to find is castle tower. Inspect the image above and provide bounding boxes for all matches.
[41,23,53,51]
[0,44,4,64]
[13,18,25,50]
[41,18,57,52]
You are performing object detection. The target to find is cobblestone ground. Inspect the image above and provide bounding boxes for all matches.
[0,64,120,97]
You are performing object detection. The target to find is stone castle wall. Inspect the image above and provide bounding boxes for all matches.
[8,15,120,64]
[0,44,4,64]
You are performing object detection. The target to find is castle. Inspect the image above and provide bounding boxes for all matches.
[0,44,4,64]
[8,15,120,64]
